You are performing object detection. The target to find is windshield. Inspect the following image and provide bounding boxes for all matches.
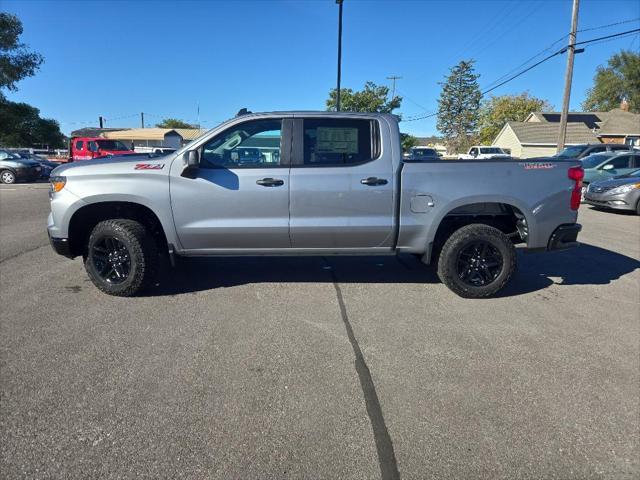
[581,154,611,169]
[97,140,130,151]
[479,147,504,154]
[555,145,586,158]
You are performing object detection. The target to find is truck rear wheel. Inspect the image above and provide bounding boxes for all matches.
[84,219,158,297]
[437,224,516,298]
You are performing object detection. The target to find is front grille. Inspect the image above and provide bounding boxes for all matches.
[588,184,613,194]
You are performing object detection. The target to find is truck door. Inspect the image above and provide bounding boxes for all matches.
[170,118,292,251]
[288,117,394,249]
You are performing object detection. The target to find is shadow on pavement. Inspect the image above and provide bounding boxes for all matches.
[148,243,639,298]
[499,242,640,297]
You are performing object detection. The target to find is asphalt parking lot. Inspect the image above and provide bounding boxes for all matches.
[1,183,638,479]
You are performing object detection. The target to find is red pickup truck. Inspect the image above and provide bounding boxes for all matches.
[69,137,137,161]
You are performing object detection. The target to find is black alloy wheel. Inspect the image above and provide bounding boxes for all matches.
[456,241,504,287]
[91,236,132,284]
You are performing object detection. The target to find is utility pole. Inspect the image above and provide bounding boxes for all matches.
[99,116,104,128]
[140,112,145,129]
[336,0,343,111]
[557,0,580,153]
[386,75,402,100]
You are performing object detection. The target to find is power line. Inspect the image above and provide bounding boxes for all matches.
[401,27,640,124]
[482,34,568,91]
[577,17,640,33]
[573,27,640,46]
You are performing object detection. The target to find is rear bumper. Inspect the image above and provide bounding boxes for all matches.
[547,223,581,251]
[48,232,74,259]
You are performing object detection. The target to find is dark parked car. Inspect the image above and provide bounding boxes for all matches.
[0,149,42,184]
[554,143,631,160]
[584,169,640,215]
[404,147,441,161]
[13,151,60,178]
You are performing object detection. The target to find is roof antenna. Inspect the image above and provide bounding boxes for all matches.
[236,108,251,117]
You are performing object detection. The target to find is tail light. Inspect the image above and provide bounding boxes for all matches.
[568,165,584,211]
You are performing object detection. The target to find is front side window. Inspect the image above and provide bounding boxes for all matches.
[75,141,84,150]
[201,119,282,168]
[607,155,631,169]
[302,119,373,166]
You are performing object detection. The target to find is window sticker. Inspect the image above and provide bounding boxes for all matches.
[316,127,358,154]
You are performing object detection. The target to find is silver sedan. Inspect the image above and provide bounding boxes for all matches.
[584,169,640,215]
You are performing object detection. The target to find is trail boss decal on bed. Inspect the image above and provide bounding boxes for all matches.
[134,164,165,170]
[522,162,557,170]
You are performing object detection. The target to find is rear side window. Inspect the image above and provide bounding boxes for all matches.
[302,119,375,166]
[75,141,84,150]
[607,155,631,169]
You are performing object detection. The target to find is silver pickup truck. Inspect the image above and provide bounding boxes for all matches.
[48,111,583,298]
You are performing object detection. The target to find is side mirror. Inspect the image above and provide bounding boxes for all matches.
[602,163,614,170]
[185,150,200,167]
[181,150,200,178]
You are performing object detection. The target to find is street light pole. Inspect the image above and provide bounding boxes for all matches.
[336,0,343,112]
[557,0,580,152]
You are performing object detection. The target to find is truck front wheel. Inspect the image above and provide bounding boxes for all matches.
[84,219,158,297]
[437,224,516,298]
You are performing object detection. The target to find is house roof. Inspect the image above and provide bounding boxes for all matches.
[505,121,599,145]
[173,128,208,140]
[100,128,204,141]
[526,108,639,136]
[70,127,129,138]
[597,109,640,136]
[102,128,176,141]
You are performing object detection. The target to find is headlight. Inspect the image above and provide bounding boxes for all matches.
[50,176,66,193]
[609,183,640,195]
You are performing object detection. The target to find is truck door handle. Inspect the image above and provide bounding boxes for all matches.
[256,178,284,187]
[360,177,388,186]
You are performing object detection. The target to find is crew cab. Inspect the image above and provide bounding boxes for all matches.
[69,137,137,161]
[459,146,510,160]
[48,112,583,298]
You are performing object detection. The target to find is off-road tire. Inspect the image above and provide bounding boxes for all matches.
[84,219,158,297]
[1,170,16,184]
[437,224,516,299]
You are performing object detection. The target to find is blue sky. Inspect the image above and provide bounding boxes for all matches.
[3,0,639,136]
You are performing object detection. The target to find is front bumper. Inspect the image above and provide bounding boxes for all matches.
[584,193,636,211]
[48,232,74,259]
[547,223,581,251]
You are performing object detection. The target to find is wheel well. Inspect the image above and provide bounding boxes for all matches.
[430,202,527,259]
[68,202,168,257]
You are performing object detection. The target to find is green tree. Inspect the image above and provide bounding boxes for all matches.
[155,118,195,129]
[436,60,482,154]
[0,13,44,91]
[400,133,419,152]
[0,95,65,148]
[326,81,401,113]
[582,50,640,113]
[478,93,552,144]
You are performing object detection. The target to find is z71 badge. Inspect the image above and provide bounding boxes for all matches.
[134,164,165,170]
[522,162,557,170]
